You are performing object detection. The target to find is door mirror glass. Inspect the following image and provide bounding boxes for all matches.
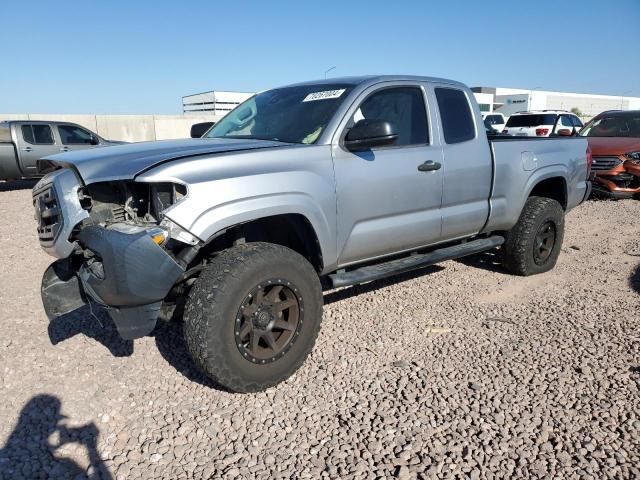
[190,122,215,138]
[344,119,398,151]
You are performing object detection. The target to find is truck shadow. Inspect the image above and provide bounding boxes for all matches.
[323,265,445,305]
[0,394,112,479]
[48,305,134,357]
[631,263,640,293]
[454,249,505,274]
[0,179,37,192]
[153,320,225,390]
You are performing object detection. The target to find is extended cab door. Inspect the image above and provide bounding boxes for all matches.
[332,83,444,266]
[15,123,60,175]
[432,86,492,240]
[56,124,101,152]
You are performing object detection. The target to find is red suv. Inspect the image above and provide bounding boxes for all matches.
[580,110,640,199]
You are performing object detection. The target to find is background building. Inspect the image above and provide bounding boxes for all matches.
[472,87,640,121]
[182,91,253,116]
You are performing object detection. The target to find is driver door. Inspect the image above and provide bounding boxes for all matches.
[332,84,444,267]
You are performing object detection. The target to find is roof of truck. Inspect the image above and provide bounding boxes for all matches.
[282,75,468,89]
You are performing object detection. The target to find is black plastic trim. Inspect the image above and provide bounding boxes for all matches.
[329,236,505,288]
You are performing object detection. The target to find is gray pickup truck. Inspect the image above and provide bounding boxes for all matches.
[0,120,121,181]
[33,75,591,392]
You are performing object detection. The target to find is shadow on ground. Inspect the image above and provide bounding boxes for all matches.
[0,394,112,479]
[0,179,37,192]
[43,248,510,390]
[48,305,134,357]
[631,263,640,293]
[455,248,505,274]
[323,265,445,305]
[153,319,223,390]
[46,304,222,390]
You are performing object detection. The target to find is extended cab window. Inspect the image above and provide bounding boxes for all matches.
[59,125,95,145]
[435,88,475,144]
[21,124,54,145]
[350,87,428,146]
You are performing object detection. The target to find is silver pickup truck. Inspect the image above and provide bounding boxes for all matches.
[0,120,122,181]
[33,75,591,392]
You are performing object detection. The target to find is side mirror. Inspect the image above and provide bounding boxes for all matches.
[190,122,215,138]
[556,128,573,137]
[344,119,398,151]
[90,135,100,145]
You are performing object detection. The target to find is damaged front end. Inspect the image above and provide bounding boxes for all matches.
[591,155,640,199]
[35,168,198,339]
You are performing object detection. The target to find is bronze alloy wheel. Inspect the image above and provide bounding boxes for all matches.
[235,279,303,364]
[533,220,557,265]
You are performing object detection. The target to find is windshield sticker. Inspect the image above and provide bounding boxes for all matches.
[302,89,346,102]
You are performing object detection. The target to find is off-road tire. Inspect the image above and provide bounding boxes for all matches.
[183,242,323,393]
[502,196,565,276]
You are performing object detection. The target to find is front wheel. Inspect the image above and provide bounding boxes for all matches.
[183,242,323,393]
[501,196,565,276]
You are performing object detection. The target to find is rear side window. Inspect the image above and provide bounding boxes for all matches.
[506,114,557,127]
[352,86,429,146]
[59,125,94,145]
[435,88,475,144]
[21,124,54,145]
[571,116,583,127]
[560,116,574,127]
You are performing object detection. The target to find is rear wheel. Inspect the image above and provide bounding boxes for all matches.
[183,242,323,392]
[502,196,565,276]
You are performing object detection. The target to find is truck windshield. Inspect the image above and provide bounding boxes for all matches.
[579,113,640,138]
[205,84,354,144]
[506,114,557,127]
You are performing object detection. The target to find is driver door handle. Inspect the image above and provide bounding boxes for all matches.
[417,160,441,172]
[22,147,33,152]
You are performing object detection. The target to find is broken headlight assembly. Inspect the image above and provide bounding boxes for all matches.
[624,151,640,164]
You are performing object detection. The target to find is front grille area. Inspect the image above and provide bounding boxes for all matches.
[591,156,623,172]
[33,185,62,245]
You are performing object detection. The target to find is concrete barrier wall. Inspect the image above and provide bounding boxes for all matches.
[0,114,221,142]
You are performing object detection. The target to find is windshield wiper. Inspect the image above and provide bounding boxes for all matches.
[220,135,291,143]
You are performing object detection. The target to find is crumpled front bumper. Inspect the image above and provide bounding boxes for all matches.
[42,226,184,339]
[591,160,640,198]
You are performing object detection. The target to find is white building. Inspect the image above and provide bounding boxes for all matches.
[182,90,253,116]
[472,92,495,113]
[472,87,640,121]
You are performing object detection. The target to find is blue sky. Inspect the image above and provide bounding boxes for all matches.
[1,0,638,114]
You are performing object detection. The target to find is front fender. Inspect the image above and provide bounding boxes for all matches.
[135,145,338,271]
[165,191,337,271]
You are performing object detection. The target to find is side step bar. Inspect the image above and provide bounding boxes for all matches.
[329,236,505,288]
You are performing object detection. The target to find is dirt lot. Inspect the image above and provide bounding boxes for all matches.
[0,181,638,480]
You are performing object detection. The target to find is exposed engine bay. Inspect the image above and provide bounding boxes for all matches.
[79,181,187,227]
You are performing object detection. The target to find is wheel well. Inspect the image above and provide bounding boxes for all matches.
[529,177,567,209]
[200,214,323,272]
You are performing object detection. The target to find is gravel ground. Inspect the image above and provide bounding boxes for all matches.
[0,181,639,480]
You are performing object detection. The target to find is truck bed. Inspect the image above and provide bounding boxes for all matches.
[484,135,589,232]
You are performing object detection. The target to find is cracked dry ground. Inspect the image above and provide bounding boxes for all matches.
[0,182,638,479]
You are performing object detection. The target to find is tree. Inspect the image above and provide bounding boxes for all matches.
[570,107,583,118]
